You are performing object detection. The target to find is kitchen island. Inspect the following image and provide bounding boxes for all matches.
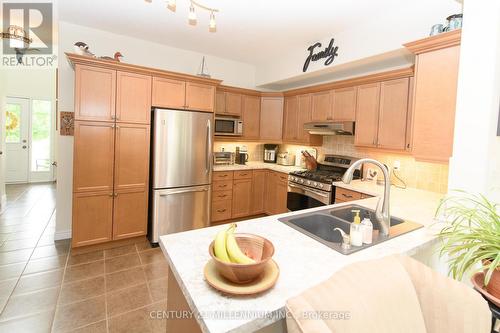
[159,181,446,333]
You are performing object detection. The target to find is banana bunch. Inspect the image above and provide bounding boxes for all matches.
[213,224,255,264]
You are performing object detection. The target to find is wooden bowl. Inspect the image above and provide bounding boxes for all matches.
[209,233,275,284]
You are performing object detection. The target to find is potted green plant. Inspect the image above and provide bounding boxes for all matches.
[436,191,500,299]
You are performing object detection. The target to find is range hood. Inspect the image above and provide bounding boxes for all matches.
[304,121,355,136]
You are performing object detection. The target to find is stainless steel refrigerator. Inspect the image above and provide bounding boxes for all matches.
[150,108,212,243]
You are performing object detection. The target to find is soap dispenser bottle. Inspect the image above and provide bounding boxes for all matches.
[361,217,373,244]
[350,210,363,246]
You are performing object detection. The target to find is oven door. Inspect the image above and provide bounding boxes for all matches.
[287,182,332,212]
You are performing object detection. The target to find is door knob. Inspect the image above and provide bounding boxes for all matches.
[51,161,57,167]
[22,145,27,149]
[22,139,27,143]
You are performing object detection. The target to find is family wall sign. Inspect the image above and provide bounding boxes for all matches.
[303,38,339,72]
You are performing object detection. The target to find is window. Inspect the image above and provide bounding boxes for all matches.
[31,100,51,172]
[5,104,21,143]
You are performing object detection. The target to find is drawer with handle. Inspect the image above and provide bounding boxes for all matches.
[335,187,363,202]
[213,171,234,181]
[211,200,232,222]
[233,170,253,180]
[212,190,232,202]
[213,180,233,192]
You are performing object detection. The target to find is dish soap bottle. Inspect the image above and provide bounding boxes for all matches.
[350,210,363,246]
[361,217,373,244]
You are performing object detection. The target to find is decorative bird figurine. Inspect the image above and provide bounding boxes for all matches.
[99,52,124,62]
[73,42,95,57]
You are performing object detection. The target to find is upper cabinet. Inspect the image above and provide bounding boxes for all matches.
[283,94,322,146]
[283,96,299,141]
[311,91,332,121]
[354,78,412,150]
[186,82,215,112]
[377,78,410,150]
[260,96,284,141]
[74,65,116,122]
[216,91,242,116]
[355,83,381,147]
[116,71,152,124]
[332,87,357,121]
[152,77,216,112]
[404,30,461,162]
[242,95,261,140]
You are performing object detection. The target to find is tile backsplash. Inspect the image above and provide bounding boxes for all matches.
[214,136,449,194]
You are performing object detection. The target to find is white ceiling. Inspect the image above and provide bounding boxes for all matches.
[59,0,434,66]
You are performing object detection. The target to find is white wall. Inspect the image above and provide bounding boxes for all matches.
[448,0,500,203]
[0,76,6,211]
[255,1,461,88]
[55,22,258,238]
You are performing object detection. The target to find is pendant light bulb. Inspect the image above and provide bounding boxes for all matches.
[167,0,176,12]
[209,11,216,32]
[188,3,197,25]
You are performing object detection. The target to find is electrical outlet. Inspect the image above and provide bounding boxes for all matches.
[394,160,401,171]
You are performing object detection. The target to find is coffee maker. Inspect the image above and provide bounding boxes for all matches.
[263,144,279,163]
[235,146,249,165]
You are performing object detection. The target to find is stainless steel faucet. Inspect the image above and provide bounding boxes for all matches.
[342,158,391,236]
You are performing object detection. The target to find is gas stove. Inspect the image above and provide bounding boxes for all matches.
[288,155,361,192]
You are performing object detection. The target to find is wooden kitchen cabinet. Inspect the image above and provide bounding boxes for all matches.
[74,65,116,122]
[335,187,373,203]
[116,71,152,124]
[377,78,410,150]
[152,77,186,109]
[242,95,261,140]
[186,82,215,112]
[355,82,381,147]
[113,188,148,240]
[113,123,150,191]
[283,96,299,141]
[251,170,266,215]
[153,77,215,112]
[225,92,242,116]
[332,87,357,121]
[73,121,115,193]
[215,91,225,114]
[405,30,461,162]
[232,178,253,218]
[264,171,288,215]
[311,91,332,121]
[260,97,284,141]
[72,191,113,247]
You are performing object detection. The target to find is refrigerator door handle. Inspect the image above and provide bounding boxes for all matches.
[206,119,212,174]
[159,188,210,196]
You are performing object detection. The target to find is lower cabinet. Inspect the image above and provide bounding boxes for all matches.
[232,178,252,218]
[72,191,114,247]
[113,189,148,240]
[211,169,288,223]
[264,171,288,215]
[335,187,373,203]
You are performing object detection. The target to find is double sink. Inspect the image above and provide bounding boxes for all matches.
[279,204,423,255]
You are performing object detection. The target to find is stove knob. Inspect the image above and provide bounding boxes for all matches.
[313,182,318,187]
[300,179,304,183]
[306,181,311,185]
[319,183,324,189]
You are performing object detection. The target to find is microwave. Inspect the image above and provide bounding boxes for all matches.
[214,117,243,136]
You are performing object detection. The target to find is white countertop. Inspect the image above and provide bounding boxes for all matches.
[159,181,446,333]
[213,161,305,174]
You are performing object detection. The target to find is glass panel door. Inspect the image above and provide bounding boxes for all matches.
[29,99,53,182]
[5,97,30,183]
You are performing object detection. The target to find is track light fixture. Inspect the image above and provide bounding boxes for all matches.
[144,0,219,32]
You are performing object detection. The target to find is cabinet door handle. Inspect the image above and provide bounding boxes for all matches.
[114,193,118,197]
[217,194,227,198]
[108,193,113,197]
[219,174,228,178]
[219,184,227,188]
[342,193,353,198]
[217,209,226,213]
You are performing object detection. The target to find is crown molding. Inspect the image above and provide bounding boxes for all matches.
[66,53,223,85]
[404,29,461,55]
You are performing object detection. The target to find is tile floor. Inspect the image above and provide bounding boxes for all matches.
[0,183,169,332]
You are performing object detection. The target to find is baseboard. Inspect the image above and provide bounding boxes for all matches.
[0,194,6,214]
[54,229,72,240]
